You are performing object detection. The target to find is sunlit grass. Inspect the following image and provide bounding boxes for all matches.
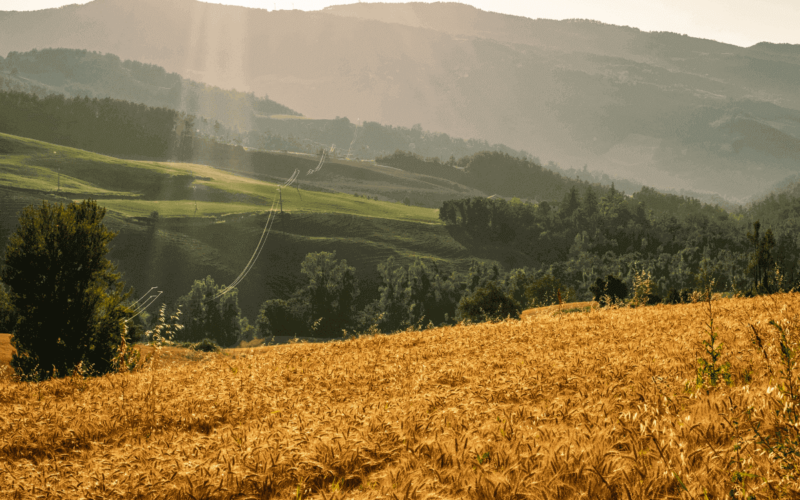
[0,162,127,196]
[92,199,269,217]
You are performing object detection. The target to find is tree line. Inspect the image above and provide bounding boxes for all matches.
[0,90,178,159]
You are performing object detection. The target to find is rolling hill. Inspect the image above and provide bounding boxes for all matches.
[2,0,800,201]
[0,132,514,322]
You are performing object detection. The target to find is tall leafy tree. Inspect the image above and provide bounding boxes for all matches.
[747,221,777,293]
[560,187,581,219]
[2,200,131,379]
[178,275,242,347]
[255,252,359,338]
[299,251,359,337]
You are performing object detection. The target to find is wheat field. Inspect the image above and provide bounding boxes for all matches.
[2,294,800,499]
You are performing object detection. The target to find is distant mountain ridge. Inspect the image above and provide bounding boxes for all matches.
[2,0,800,202]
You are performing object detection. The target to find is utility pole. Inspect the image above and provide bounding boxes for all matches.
[57,166,60,193]
[279,187,283,213]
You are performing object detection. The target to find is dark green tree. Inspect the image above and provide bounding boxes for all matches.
[774,232,799,289]
[3,200,131,379]
[299,251,360,337]
[178,275,242,347]
[560,187,580,218]
[458,281,521,323]
[502,268,537,309]
[255,252,359,338]
[747,221,777,293]
[255,298,309,338]
[579,187,599,222]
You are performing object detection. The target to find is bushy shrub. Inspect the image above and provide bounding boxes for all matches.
[590,275,628,307]
[524,274,575,307]
[191,338,221,353]
[665,288,695,304]
[256,298,310,338]
[630,270,661,306]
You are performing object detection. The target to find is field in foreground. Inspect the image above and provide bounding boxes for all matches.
[3,295,800,499]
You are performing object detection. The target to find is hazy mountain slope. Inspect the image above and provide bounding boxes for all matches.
[2,0,800,201]
[0,48,537,164]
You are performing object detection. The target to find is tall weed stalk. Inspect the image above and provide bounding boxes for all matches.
[141,304,183,433]
[746,304,800,483]
[692,277,732,393]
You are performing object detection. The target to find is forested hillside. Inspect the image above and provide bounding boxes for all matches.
[0,48,299,127]
[437,188,798,304]
[0,48,532,162]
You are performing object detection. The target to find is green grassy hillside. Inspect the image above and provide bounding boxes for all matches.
[0,133,439,222]
[0,133,499,321]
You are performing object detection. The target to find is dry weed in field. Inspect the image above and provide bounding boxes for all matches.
[0,333,14,366]
[3,294,800,498]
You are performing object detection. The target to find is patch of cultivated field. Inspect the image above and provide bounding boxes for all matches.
[2,295,799,498]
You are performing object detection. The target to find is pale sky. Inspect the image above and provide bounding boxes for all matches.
[0,0,797,48]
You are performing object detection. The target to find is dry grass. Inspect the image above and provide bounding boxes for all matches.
[0,333,14,366]
[521,301,598,317]
[2,294,800,498]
